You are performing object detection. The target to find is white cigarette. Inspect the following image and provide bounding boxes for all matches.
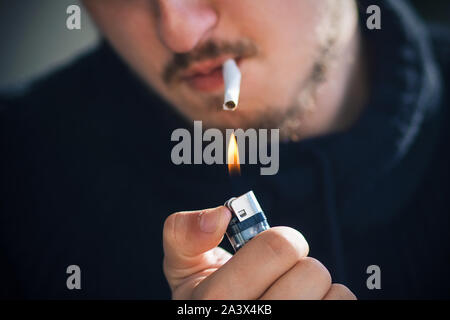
[223,59,241,110]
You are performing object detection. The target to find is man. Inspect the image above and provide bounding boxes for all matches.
[0,0,449,299]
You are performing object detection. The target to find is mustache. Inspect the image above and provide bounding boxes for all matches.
[163,39,259,85]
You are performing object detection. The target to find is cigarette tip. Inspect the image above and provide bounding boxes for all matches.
[223,101,237,111]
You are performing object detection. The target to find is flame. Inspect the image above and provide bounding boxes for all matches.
[227,132,241,176]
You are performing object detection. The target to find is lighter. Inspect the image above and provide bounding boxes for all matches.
[224,191,270,252]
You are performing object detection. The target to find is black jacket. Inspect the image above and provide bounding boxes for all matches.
[1,0,449,299]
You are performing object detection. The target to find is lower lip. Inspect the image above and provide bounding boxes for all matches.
[184,67,224,92]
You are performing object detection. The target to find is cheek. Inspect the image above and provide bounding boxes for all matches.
[87,1,170,89]
[233,0,326,109]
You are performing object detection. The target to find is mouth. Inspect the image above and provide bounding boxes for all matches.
[181,56,242,92]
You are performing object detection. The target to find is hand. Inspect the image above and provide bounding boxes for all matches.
[163,206,356,300]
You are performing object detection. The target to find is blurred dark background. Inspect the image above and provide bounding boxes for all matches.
[0,0,449,89]
[410,0,450,24]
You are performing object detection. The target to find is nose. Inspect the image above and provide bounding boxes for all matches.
[156,0,218,53]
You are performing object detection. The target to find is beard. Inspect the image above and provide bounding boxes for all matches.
[233,37,339,143]
[167,0,347,142]
[196,37,339,143]
[243,1,346,142]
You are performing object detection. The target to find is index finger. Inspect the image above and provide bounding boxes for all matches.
[191,226,309,300]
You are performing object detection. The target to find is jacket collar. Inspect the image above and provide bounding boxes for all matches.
[289,0,443,227]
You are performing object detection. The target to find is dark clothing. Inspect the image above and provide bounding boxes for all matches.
[1,0,449,299]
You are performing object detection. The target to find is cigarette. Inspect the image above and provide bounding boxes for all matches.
[223,59,241,111]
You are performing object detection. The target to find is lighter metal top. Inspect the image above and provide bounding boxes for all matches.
[225,190,262,222]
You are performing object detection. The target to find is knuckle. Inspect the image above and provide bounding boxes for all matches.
[301,257,332,288]
[163,211,183,248]
[260,227,309,261]
[329,283,357,300]
[192,284,224,300]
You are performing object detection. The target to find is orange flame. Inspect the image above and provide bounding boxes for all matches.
[227,132,241,176]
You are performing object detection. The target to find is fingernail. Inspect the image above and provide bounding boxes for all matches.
[199,209,221,233]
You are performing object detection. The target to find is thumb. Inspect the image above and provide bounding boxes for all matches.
[163,206,232,287]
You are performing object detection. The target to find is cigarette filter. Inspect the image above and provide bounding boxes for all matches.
[223,59,241,111]
[224,191,270,252]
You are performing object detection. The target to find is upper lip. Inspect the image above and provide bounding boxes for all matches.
[181,55,238,79]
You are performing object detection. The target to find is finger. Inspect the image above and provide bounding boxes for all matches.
[163,206,232,289]
[260,257,331,300]
[171,247,233,300]
[192,226,309,300]
[323,284,357,300]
